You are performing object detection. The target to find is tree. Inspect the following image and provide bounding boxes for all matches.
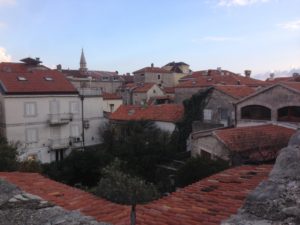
[102,120,175,182]
[42,148,112,187]
[0,137,18,171]
[95,159,160,204]
[175,156,229,187]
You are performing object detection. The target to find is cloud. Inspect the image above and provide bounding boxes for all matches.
[0,0,16,6]
[193,36,242,43]
[218,0,270,7]
[0,47,12,62]
[278,19,300,31]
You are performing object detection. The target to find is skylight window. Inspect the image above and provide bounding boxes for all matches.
[44,77,53,81]
[17,76,27,81]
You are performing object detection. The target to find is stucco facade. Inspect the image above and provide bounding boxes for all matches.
[0,93,106,163]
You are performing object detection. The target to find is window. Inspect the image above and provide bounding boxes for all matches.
[17,76,27,81]
[26,128,38,143]
[71,124,80,137]
[157,74,161,80]
[219,108,228,120]
[24,102,37,117]
[109,104,114,112]
[153,89,156,94]
[113,77,119,81]
[278,106,300,122]
[44,77,53,81]
[70,101,79,114]
[241,105,271,120]
[203,109,212,121]
[102,77,109,81]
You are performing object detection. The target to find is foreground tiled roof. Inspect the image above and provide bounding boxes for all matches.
[0,70,78,94]
[214,124,295,161]
[213,85,256,99]
[133,67,170,74]
[110,104,184,123]
[0,164,272,225]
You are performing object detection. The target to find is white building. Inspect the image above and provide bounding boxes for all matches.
[0,59,106,163]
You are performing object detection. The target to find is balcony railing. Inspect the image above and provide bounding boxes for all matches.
[48,113,72,125]
[48,137,82,150]
[48,138,70,150]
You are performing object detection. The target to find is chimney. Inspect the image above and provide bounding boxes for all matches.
[56,64,62,71]
[217,67,222,72]
[293,72,300,78]
[115,71,119,75]
[151,63,154,68]
[244,70,251,78]
[269,73,275,80]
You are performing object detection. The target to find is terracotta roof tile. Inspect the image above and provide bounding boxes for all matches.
[0,70,77,94]
[214,124,295,161]
[133,67,171,74]
[177,70,266,88]
[133,83,156,93]
[0,164,272,225]
[110,104,184,123]
[213,85,256,99]
[102,92,122,100]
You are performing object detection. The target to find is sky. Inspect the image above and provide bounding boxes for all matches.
[0,0,299,79]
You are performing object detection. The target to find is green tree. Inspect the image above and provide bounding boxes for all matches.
[42,148,112,187]
[175,156,229,187]
[0,137,18,171]
[105,120,174,181]
[95,159,160,204]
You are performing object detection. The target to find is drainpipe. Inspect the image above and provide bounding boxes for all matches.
[81,95,85,149]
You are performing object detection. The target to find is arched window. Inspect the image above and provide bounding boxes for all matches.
[278,106,300,122]
[241,105,271,120]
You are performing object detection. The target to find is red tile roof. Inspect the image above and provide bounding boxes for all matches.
[0,164,272,225]
[177,70,266,88]
[214,124,295,161]
[102,92,122,100]
[0,62,50,73]
[266,76,300,83]
[163,87,175,94]
[0,70,77,94]
[110,104,184,123]
[132,83,156,93]
[213,85,256,99]
[133,67,170,74]
[282,82,300,92]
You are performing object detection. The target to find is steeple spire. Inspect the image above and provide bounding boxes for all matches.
[79,48,87,72]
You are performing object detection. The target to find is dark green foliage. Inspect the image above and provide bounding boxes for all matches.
[42,148,112,187]
[18,160,42,173]
[95,159,160,204]
[105,120,174,182]
[175,156,229,187]
[0,137,18,171]
[175,88,212,151]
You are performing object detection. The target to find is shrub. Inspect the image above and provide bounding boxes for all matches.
[175,156,229,187]
[0,137,18,171]
[18,159,42,173]
[95,159,160,204]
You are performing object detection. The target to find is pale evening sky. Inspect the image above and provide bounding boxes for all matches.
[0,0,299,79]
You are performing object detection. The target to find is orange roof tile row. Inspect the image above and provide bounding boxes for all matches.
[110,104,184,123]
[0,164,272,225]
[214,124,295,153]
[133,83,157,93]
[213,85,256,99]
[102,92,122,100]
[177,70,266,88]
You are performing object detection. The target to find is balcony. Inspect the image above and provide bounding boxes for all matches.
[48,113,72,125]
[48,137,82,150]
[48,138,70,150]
